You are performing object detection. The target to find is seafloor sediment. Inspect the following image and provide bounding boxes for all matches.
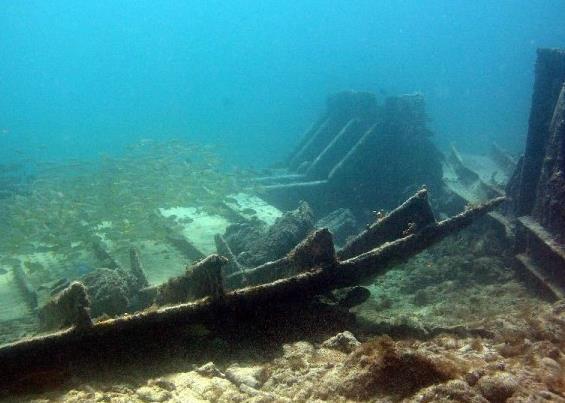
[9,221,564,402]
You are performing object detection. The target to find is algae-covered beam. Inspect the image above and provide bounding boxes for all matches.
[305,118,362,180]
[337,188,435,260]
[129,247,149,289]
[514,49,565,216]
[92,238,121,270]
[154,254,228,305]
[335,196,506,286]
[286,114,329,167]
[225,228,337,289]
[214,233,246,276]
[252,173,306,186]
[12,264,38,310]
[532,83,565,238]
[288,117,333,171]
[166,232,206,261]
[327,124,377,181]
[38,282,93,331]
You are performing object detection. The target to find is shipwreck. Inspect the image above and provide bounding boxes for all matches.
[0,48,564,397]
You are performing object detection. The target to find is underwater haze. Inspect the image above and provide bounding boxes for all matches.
[3,2,565,400]
[2,1,565,167]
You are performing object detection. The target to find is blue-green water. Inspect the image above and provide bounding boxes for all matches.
[1,1,564,167]
[1,3,565,398]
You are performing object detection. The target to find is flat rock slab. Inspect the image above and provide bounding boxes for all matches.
[159,193,282,256]
[0,269,31,322]
[224,192,282,225]
[125,241,188,286]
[462,153,510,185]
[159,207,231,255]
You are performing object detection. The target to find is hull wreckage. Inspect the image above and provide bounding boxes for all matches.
[506,49,565,299]
[1,48,564,394]
[0,190,504,388]
[256,90,444,218]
